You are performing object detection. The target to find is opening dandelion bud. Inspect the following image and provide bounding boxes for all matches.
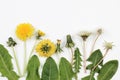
[36,30,45,39]
[55,39,63,53]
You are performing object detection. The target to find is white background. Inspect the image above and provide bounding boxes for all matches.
[0,0,120,80]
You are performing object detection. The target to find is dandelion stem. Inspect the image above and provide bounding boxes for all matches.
[92,49,109,70]
[23,41,27,75]
[70,47,74,65]
[90,34,100,55]
[75,74,78,80]
[12,47,21,76]
[83,41,87,73]
[29,40,37,59]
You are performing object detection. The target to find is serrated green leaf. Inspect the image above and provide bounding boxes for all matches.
[0,44,19,80]
[26,55,40,80]
[82,75,95,80]
[73,48,82,73]
[59,57,74,80]
[42,57,58,80]
[97,60,118,80]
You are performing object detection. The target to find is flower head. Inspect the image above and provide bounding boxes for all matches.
[104,41,114,50]
[79,31,91,41]
[66,35,75,48]
[36,39,56,57]
[16,23,34,41]
[36,30,45,39]
[7,37,17,47]
[97,28,102,35]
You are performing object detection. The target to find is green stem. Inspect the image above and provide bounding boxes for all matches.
[75,73,78,80]
[12,47,21,76]
[70,47,74,65]
[28,40,37,60]
[23,41,27,76]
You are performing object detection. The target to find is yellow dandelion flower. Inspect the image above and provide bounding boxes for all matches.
[36,39,56,57]
[16,23,34,41]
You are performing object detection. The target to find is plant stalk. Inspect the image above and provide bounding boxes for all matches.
[28,40,37,60]
[23,41,27,76]
[90,34,100,55]
[70,47,74,65]
[12,47,21,76]
[83,41,87,73]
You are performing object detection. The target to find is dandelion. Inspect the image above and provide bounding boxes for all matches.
[79,31,91,73]
[16,23,34,41]
[36,39,56,57]
[92,41,114,70]
[16,23,34,75]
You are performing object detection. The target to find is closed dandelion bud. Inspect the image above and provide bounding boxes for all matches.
[66,35,75,48]
[7,37,17,47]
[55,39,63,53]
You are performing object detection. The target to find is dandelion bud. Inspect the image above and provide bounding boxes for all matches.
[66,35,75,48]
[55,39,63,53]
[7,37,17,47]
